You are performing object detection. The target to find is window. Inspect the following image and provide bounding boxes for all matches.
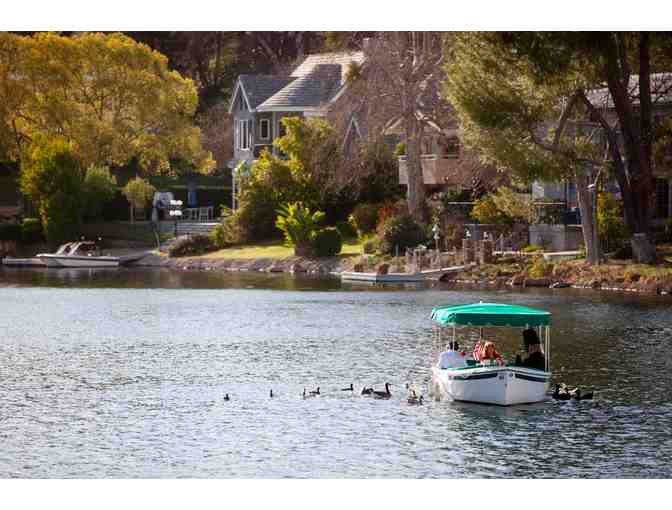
[259,119,270,140]
[236,119,250,150]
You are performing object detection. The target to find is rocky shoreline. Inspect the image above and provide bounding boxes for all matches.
[134,252,351,275]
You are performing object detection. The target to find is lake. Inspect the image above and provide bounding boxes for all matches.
[1,267,671,478]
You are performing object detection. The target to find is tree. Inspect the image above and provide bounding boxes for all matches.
[362,33,447,224]
[445,32,672,264]
[0,32,214,175]
[122,177,156,223]
[19,136,85,246]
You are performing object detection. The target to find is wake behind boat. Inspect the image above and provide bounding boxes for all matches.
[35,240,148,268]
[429,303,552,406]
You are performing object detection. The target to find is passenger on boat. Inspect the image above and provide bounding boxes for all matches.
[480,341,505,365]
[437,341,467,369]
[515,329,546,371]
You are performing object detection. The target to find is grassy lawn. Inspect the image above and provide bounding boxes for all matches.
[199,239,364,259]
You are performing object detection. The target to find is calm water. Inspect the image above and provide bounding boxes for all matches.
[1,267,672,478]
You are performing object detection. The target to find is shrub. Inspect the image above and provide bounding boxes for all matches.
[19,136,85,246]
[21,218,43,244]
[83,165,117,220]
[336,220,357,239]
[522,244,542,253]
[122,177,156,223]
[597,192,627,252]
[0,222,22,241]
[377,214,427,255]
[168,234,215,257]
[528,256,554,277]
[394,142,406,157]
[210,214,244,249]
[362,238,378,254]
[612,244,633,260]
[275,202,325,256]
[311,227,342,257]
[350,203,380,236]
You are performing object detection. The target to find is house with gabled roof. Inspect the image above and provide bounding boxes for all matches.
[228,50,365,169]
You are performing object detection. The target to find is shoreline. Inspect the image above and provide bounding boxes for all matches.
[129,252,672,296]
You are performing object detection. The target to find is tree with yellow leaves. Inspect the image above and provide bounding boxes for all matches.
[0,32,214,175]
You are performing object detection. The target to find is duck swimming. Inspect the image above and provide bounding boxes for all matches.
[552,384,571,401]
[572,388,594,401]
[270,389,274,398]
[407,390,423,405]
[341,383,354,391]
[223,393,230,401]
[360,386,373,396]
[372,383,392,399]
[309,387,320,396]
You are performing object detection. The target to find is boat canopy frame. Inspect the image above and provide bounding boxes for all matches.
[431,303,551,372]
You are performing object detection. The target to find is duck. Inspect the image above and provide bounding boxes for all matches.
[372,383,392,399]
[270,389,274,398]
[572,388,594,401]
[341,383,354,391]
[552,384,571,401]
[407,390,424,405]
[360,386,374,396]
[223,393,230,401]
[309,387,320,396]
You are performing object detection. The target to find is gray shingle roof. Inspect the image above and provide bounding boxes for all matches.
[238,75,296,109]
[256,51,365,111]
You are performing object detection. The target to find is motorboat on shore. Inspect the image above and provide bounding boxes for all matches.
[35,240,148,268]
[429,302,552,406]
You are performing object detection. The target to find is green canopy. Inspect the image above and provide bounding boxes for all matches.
[431,302,551,327]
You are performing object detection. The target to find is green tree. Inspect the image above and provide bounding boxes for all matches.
[83,165,117,221]
[19,136,85,247]
[445,32,672,264]
[122,177,156,223]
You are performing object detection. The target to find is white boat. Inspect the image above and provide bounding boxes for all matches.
[35,241,147,268]
[429,302,552,406]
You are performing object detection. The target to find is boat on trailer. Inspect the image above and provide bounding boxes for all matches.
[429,302,552,406]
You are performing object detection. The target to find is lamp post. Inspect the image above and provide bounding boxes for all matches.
[169,199,183,238]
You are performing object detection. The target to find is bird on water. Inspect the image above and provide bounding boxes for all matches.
[341,383,354,391]
[223,393,230,401]
[360,386,373,396]
[270,389,274,398]
[372,383,392,399]
[309,387,320,396]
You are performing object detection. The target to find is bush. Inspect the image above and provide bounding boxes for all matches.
[83,165,117,220]
[168,234,215,257]
[19,136,85,246]
[311,227,342,257]
[597,192,627,251]
[528,256,554,277]
[350,203,380,236]
[122,177,156,223]
[612,244,633,260]
[362,238,378,254]
[336,220,357,239]
[21,218,43,244]
[522,244,542,253]
[275,202,325,256]
[210,214,244,249]
[377,214,427,255]
[0,222,22,241]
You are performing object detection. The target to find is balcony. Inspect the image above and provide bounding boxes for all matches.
[398,154,463,186]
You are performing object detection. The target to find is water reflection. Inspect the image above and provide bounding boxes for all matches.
[1,268,671,477]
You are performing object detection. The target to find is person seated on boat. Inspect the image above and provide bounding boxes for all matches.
[437,341,467,369]
[480,341,504,365]
[515,329,546,371]
[472,334,484,362]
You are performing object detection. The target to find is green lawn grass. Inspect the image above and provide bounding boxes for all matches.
[200,238,364,259]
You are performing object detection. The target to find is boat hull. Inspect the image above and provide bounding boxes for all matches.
[431,365,550,406]
[36,254,120,268]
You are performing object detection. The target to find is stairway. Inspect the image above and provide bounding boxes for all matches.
[158,221,220,236]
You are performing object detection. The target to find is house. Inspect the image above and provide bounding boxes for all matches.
[228,50,366,170]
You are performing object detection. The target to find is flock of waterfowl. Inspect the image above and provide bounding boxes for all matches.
[223,382,425,405]
[222,382,592,405]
